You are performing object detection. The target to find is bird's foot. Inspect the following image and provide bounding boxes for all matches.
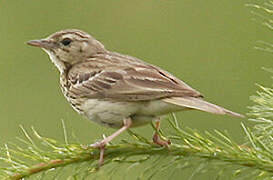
[153,133,171,148]
[83,117,132,167]
[152,120,171,148]
[90,141,106,166]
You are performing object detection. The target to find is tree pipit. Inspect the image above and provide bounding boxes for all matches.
[27,29,244,165]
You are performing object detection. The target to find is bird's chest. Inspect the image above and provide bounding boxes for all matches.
[60,75,84,113]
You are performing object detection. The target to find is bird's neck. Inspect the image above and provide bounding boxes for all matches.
[43,49,67,73]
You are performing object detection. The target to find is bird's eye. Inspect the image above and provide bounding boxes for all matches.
[61,38,72,46]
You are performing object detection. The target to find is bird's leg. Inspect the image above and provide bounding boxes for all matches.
[91,117,132,166]
[153,120,171,147]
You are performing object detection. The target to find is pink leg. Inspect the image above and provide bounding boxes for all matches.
[91,117,132,166]
[153,120,171,147]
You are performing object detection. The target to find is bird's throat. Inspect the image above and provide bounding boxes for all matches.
[43,49,67,73]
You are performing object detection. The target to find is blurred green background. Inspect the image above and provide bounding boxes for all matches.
[0,0,271,179]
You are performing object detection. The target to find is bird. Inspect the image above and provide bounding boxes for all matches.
[27,29,244,165]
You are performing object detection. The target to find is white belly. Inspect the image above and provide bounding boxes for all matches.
[81,99,183,128]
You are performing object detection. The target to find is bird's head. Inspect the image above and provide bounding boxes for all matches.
[27,29,106,72]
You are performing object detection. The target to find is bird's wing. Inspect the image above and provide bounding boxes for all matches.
[67,52,203,101]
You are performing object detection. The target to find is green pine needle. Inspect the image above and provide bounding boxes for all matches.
[0,109,273,180]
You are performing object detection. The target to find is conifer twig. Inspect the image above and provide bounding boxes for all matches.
[1,113,273,179]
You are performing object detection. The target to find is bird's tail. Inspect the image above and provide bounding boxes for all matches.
[163,97,244,118]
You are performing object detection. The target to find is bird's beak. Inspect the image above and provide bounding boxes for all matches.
[27,39,56,49]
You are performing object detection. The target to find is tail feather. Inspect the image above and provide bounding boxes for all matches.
[163,97,244,118]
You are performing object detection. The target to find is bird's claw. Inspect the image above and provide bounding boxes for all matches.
[153,133,171,148]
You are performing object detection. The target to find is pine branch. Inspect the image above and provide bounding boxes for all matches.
[246,0,273,53]
[0,111,273,179]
